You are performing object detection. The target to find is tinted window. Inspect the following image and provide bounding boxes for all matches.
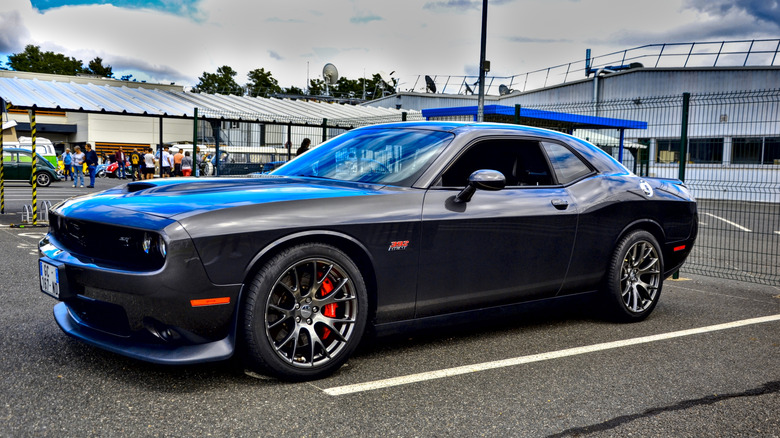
[439,139,554,187]
[542,142,593,185]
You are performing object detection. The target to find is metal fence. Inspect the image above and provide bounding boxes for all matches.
[195,90,780,286]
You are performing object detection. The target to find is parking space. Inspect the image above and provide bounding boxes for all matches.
[1,226,778,436]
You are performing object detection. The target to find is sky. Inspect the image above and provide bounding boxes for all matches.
[0,0,778,93]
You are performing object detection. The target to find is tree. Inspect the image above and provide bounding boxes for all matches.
[334,77,361,98]
[8,45,84,75]
[308,78,325,96]
[86,57,113,78]
[246,68,281,97]
[283,85,304,95]
[192,65,243,95]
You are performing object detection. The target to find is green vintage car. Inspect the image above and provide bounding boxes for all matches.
[2,147,61,187]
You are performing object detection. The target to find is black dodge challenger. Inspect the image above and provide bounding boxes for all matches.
[39,122,697,381]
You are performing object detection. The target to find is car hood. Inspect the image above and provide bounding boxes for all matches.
[55,177,386,223]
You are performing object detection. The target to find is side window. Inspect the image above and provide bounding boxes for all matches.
[438,139,554,187]
[542,142,593,185]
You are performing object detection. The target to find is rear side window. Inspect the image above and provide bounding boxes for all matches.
[542,142,593,185]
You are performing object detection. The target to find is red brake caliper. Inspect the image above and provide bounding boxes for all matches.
[318,276,337,339]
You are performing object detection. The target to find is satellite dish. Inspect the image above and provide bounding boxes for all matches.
[425,75,436,93]
[379,70,393,86]
[499,84,512,95]
[464,82,474,95]
[322,63,339,85]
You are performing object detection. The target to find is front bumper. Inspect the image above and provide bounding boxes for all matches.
[54,302,234,364]
[39,220,244,364]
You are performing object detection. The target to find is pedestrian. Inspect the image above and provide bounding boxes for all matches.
[173,148,184,177]
[114,147,126,179]
[85,143,99,188]
[143,148,156,180]
[181,151,193,177]
[296,138,311,156]
[161,146,172,177]
[60,148,73,181]
[71,146,85,187]
[129,148,143,181]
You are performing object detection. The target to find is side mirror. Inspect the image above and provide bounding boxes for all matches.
[454,169,506,203]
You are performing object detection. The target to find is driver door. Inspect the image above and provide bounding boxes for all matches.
[415,138,578,317]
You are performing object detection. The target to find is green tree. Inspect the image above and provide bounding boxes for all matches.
[334,77,361,98]
[7,45,84,75]
[283,85,304,95]
[246,68,281,97]
[86,57,113,78]
[192,65,243,95]
[308,78,325,96]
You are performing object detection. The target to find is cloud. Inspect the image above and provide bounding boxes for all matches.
[507,36,572,44]
[30,0,204,19]
[350,14,382,24]
[269,50,283,61]
[685,0,780,25]
[0,10,30,53]
[423,0,514,11]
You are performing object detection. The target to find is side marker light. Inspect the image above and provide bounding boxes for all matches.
[191,297,231,307]
[673,245,686,252]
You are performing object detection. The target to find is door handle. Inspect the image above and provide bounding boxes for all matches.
[551,199,569,210]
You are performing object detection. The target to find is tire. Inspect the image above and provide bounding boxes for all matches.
[97,169,107,178]
[113,169,121,179]
[35,173,52,187]
[242,243,368,381]
[602,230,664,322]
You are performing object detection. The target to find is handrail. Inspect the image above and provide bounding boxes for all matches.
[405,39,780,96]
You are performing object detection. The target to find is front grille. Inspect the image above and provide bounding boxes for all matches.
[49,212,165,271]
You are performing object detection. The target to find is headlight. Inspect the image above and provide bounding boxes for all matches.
[158,237,167,258]
[142,232,152,254]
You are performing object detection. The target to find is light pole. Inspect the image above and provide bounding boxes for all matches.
[477,0,488,122]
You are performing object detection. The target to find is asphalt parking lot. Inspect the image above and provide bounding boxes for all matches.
[1,178,778,436]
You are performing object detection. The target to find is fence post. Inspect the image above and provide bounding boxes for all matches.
[514,104,521,124]
[321,118,328,144]
[402,112,407,122]
[192,108,198,176]
[0,98,6,215]
[287,123,292,161]
[28,109,38,225]
[679,92,690,182]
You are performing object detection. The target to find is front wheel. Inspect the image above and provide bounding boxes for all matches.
[242,243,368,381]
[602,230,664,322]
[35,173,52,187]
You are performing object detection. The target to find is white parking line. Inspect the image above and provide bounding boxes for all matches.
[702,212,752,232]
[321,314,780,396]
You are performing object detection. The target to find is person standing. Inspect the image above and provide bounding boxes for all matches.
[60,148,73,181]
[173,148,184,177]
[181,151,193,177]
[114,147,126,179]
[85,143,99,188]
[161,146,172,177]
[296,138,311,156]
[71,146,85,188]
[143,147,156,180]
[129,148,143,181]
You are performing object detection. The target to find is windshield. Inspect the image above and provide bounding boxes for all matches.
[271,127,453,187]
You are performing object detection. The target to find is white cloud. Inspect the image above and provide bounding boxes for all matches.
[1,0,777,91]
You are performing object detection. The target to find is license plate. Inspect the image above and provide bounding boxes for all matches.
[40,260,60,299]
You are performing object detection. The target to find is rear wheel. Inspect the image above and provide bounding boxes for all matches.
[602,230,663,322]
[242,243,368,381]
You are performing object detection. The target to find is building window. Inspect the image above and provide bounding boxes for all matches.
[733,137,780,164]
[656,138,724,164]
[688,138,723,163]
[656,139,680,163]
